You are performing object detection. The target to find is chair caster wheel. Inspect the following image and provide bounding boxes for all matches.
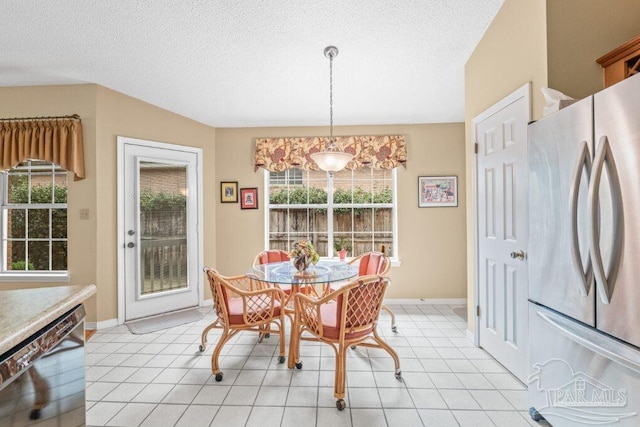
[295,362,303,369]
[29,409,41,420]
[350,345,356,350]
[265,333,270,338]
[215,372,224,382]
[199,344,205,352]
[395,371,402,380]
[278,356,286,364]
[336,399,346,411]
[392,326,398,333]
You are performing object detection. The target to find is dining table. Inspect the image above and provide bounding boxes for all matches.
[247,259,359,368]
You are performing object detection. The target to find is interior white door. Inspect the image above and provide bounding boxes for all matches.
[119,137,202,321]
[474,84,530,382]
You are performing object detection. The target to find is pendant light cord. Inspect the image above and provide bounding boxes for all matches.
[312,46,352,175]
[329,50,334,150]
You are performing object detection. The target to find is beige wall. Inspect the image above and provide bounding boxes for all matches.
[0,85,464,323]
[215,123,467,299]
[0,84,215,323]
[0,85,100,321]
[464,0,640,332]
[464,0,548,331]
[546,0,640,99]
[94,87,216,322]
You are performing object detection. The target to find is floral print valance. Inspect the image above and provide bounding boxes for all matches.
[254,135,407,172]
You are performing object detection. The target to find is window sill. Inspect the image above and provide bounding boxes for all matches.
[323,257,402,267]
[0,272,70,283]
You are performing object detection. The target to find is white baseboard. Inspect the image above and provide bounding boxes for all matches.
[87,299,467,330]
[384,298,467,305]
[200,297,463,308]
[85,318,118,331]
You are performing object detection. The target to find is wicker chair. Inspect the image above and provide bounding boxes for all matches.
[290,275,401,410]
[349,252,397,332]
[252,249,291,267]
[199,268,287,381]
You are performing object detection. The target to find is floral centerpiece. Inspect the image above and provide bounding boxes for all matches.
[289,240,320,272]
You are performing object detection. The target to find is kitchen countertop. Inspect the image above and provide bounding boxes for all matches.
[0,285,96,354]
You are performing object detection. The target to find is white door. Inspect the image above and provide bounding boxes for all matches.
[474,84,530,382]
[118,137,202,321]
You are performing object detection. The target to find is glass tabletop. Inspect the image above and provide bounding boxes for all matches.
[247,259,359,285]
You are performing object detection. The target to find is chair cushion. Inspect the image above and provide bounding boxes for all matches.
[227,297,281,325]
[359,252,385,275]
[320,302,373,340]
[258,250,290,264]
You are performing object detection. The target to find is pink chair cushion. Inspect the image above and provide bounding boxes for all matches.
[320,301,373,340]
[227,297,282,325]
[258,250,290,264]
[358,252,386,275]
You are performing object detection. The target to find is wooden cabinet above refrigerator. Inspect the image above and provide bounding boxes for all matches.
[597,35,640,88]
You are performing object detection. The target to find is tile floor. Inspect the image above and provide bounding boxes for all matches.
[85,304,542,427]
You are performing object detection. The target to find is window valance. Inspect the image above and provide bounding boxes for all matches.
[254,135,407,172]
[0,115,85,180]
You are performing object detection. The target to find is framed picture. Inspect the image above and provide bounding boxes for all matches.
[240,187,258,209]
[220,181,238,203]
[418,176,458,207]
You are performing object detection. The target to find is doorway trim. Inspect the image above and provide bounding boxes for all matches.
[117,136,204,325]
[471,82,531,346]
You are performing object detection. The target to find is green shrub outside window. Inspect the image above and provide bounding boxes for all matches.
[6,171,68,271]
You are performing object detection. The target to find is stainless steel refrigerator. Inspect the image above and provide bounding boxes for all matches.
[528,73,640,426]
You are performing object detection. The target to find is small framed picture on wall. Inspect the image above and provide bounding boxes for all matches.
[220,181,238,203]
[240,188,258,209]
[418,176,458,207]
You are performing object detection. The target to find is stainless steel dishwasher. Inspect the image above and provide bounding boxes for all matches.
[0,304,86,426]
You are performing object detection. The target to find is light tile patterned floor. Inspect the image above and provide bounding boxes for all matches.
[85,305,541,427]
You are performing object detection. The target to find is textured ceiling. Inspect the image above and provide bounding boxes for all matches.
[1,0,503,127]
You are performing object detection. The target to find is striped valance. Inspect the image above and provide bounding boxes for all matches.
[0,116,85,180]
[254,135,407,172]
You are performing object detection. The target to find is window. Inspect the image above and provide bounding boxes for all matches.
[270,169,303,186]
[266,167,396,258]
[0,161,67,275]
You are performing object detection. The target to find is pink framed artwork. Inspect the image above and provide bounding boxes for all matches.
[240,187,258,209]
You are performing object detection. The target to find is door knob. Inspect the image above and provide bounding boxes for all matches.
[127,242,135,248]
[510,250,525,260]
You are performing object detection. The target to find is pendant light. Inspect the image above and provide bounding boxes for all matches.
[310,46,354,174]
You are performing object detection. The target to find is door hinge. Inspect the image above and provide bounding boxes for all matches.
[474,143,479,154]
[476,305,480,317]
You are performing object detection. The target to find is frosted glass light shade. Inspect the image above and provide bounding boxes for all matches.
[310,150,354,173]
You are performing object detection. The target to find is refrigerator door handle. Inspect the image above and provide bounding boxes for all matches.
[588,136,624,305]
[536,307,640,374]
[569,141,593,297]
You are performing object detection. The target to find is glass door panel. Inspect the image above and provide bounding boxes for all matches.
[139,161,188,296]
